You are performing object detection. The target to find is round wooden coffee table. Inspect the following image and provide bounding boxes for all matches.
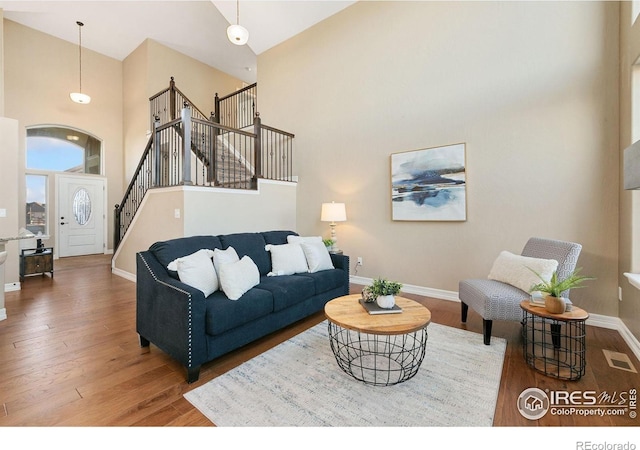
[324,294,432,386]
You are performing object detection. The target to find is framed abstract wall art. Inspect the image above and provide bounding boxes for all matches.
[391,143,466,221]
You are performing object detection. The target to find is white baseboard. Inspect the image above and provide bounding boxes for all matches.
[400,282,460,302]
[111,266,135,282]
[4,282,20,292]
[349,275,640,362]
[350,276,459,302]
[619,323,640,363]
[585,313,621,330]
[587,313,640,363]
[0,307,6,321]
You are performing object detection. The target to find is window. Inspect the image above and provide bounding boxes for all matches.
[25,174,47,235]
[24,126,101,238]
[26,126,101,174]
[72,188,92,225]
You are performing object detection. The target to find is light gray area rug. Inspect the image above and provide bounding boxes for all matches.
[184,321,507,426]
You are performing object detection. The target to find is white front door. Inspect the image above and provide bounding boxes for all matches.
[56,175,106,257]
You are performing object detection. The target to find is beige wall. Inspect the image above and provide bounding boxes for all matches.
[122,39,245,183]
[619,4,640,340]
[1,20,245,289]
[1,3,629,334]
[258,1,620,317]
[0,9,4,115]
[117,40,250,278]
[122,40,149,188]
[112,188,185,277]
[182,180,297,237]
[112,180,297,277]
[1,20,123,283]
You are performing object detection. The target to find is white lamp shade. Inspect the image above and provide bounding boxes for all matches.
[321,202,347,222]
[70,92,91,104]
[227,24,249,45]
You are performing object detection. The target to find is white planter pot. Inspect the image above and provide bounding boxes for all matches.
[376,294,395,309]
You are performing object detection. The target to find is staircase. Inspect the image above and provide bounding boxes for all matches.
[113,78,295,250]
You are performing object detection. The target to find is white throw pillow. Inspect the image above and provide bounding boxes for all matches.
[213,247,240,279]
[301,241,334,273]
[167,249,218,297]
[265,243,309,276]
[488,250,559,293]
[219,256,260,300]
[287,235,323,245]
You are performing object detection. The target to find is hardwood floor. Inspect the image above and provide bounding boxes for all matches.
[1,254,639,430]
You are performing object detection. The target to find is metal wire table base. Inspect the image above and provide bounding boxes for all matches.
[327,321,428,386]
[521,313,587,381]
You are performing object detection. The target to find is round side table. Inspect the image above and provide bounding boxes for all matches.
[324,294,431,386]
[520,300,589,381]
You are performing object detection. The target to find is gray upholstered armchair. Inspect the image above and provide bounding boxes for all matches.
[459,237,582,345]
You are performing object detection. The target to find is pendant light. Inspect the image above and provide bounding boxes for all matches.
[227,0,249,46]
[70,21,91,104]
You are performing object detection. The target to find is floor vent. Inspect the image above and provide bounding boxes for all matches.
[602,349,638,373]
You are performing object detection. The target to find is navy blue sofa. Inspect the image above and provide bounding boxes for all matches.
[136,230,350,382]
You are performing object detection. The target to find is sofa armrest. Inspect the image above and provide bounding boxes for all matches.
[330,253,350,295]
[136,251,208,372]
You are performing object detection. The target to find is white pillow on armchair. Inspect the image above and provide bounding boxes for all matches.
[487,250,558,293]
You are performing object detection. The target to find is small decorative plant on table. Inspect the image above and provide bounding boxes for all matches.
[528,267,594,314]
[323,238,335,251]
[363,277,403,309]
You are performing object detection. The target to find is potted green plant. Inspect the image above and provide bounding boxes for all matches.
[528,267,594,314]
[323,238,335,251]
[368,277,403,309]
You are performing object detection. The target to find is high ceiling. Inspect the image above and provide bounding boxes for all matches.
[0,0,356,83]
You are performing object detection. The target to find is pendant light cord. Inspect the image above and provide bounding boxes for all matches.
[70,20,90,103]
[77,21,83,93]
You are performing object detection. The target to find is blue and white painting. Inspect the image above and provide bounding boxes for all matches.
[391,143,466,221]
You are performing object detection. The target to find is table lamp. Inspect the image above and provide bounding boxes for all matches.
[321,202,347,252]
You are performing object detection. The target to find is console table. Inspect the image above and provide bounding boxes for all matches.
[20,247,54,281]
[520,300,589,381]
